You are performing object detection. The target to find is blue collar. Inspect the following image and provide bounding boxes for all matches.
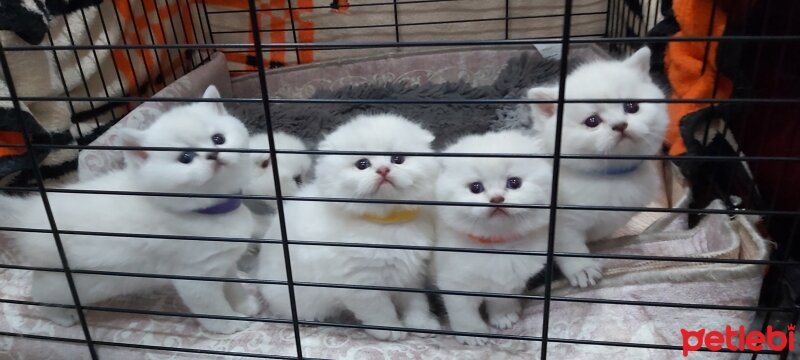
[583,160,644,176]
[195,196,242,215]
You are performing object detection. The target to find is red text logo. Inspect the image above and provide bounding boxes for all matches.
[681,324,795,356]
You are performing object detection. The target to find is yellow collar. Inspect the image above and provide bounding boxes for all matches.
[359,208,419,224]
[467,232,525,245]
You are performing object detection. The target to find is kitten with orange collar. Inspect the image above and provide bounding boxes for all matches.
[257,114,442,341]
[432,131,553,346]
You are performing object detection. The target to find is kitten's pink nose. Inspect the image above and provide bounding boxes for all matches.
[490,196,505,204]
[612,122,628,133]
[376,166,390,177]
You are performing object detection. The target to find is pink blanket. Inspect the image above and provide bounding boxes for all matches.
[0,201,769,359]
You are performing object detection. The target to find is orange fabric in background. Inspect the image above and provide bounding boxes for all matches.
[203,0,317,69]
[296,0,314,64]
[0,131,26,157]
[111,0,196,96]
[664,0,734,155]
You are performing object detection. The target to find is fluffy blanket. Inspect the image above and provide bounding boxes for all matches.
[227,47,609,150]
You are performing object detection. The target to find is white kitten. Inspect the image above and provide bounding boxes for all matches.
[244,132,312,238]
[526,47,668,287]
[1,86,259,333]
[257,114,441,340]
[432,131,552,346]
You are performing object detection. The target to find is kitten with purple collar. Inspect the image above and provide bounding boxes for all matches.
[1,86,259,334]
[433,131,552,345]
[257,114,441,341]
[525,47,668,287]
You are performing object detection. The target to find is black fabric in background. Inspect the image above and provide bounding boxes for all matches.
[644,0,677,92]
[720,0,800,311]
[45,0,103,15]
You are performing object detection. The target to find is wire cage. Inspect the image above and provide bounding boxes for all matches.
[0,0,798,359]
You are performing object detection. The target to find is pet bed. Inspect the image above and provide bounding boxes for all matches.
[0,47,771,359]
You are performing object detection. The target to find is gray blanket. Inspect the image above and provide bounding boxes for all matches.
[228,52,562,150]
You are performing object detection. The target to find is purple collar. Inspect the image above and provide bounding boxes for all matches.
[195,196,243,215]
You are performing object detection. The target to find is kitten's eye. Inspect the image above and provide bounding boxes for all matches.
[211,133,225,145]
[293,175,303,185]
[623,102,639,114]
[260,159,270,169]
[469,182,485,194]
[178,151,197,164]
[390,155,405,164]
[506,177,522,189]
[355,158,371,170]
[583,114,602,128]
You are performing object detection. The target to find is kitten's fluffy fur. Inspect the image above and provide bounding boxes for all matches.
[245,132,312,238]
[526,47,668,287]
[257,114,441,340]
[432,131,552,345]
[2,86,258,333]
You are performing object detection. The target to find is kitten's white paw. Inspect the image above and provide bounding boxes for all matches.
[42,307,79,327]
[560,258,603,288]
[456,335,489,346]
[452,321,491,346]
[403,311,441,338]
[199,319,250,334]
[489,311,520,330]
[365,328,408,341]
[233,294,261,317]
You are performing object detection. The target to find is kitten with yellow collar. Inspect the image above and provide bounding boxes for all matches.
[257,114,441,340]
[432,131,552,346]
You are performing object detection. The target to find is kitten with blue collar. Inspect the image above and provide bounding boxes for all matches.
[1,86,259,333]
[525,47,668,288]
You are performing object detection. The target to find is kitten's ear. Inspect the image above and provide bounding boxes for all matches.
[201,85,226,115]
[623,47,651,74]
[420,131,435,147]
[317,138,331,152]
[526,86,559,120]
[118,128,148,167]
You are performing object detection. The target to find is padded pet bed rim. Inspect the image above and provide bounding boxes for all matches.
[229,43,608,90]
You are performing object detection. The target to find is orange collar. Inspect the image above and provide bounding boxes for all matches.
[359,208,419,224]
[466,232,526,245]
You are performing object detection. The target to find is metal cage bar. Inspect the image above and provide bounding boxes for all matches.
[4,34,800,52]
[247,0,305,358]
[285,0,302,64]
[539,0,573,356]
[0,40,99,360]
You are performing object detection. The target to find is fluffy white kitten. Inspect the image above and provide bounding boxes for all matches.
[1,86,259,333]
[526,47,668,287]
[257,114,441,340]
[433,131,552,346]
[244,132,312,238]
